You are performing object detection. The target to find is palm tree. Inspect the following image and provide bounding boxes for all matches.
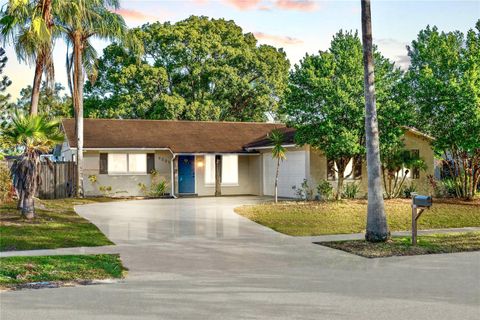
[361,0,389,242]
[4,112,63,218]
[0,0,57,115]
[270,129,286,203]
[58,0,127,197]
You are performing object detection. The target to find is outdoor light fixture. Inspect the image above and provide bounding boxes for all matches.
[197,160,204,167]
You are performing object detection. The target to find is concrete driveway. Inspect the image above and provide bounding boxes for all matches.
[1,196,479,319]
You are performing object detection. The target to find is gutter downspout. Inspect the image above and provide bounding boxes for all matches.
[170,152,177,198]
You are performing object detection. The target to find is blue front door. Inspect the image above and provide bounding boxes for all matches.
[178,155,195,194]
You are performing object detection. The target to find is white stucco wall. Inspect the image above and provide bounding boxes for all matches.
[78,150,173,197]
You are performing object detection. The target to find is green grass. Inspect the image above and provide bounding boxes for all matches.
[0,254,126,288]
[0,198,119,251]
[318,232,480,258]
[235,199,480,236]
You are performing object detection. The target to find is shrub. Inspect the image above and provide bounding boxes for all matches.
[151,180,167,197]
[317,180,333,201]
[98,185,112,197]
[138,179,168,197]
[342,182,360,199]
[402,182,417,198]
[0,162,13,203]
[292,179,314,201]
[429,176,462,198]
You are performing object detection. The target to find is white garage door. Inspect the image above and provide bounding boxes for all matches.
[263,151,307,198]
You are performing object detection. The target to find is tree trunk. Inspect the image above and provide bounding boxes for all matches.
[21,194,35,219]
[17,189,24,210]
[30,56,43,115]
[29,0,53,115]
[336,171,345,200]
[215,155,222,196]
[274,157,280,203]
[361,0,389,242]
[73,33,84,198]
[335,159,347,200]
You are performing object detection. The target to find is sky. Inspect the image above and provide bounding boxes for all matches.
[1,0,479,100]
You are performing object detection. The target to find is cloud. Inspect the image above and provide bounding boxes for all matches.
[395,55,411,70]
[375,38,411,70]
[222,0,319,11]
[275,0,317,11]
[113,8,159,22]
[225,0,262,10]
[254,32,304,45]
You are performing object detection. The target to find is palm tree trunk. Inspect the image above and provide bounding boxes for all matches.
[361,0,389,242]
[21,195,35,219]
[73,33,84,198]
[17,189,24,210]
[274,157,280,203]
[30,56,43,115]
[30,0,53,115]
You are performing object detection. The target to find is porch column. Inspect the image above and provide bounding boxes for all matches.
[215,155,222,196]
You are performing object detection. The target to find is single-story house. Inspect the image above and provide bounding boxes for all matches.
[59,119,435,198]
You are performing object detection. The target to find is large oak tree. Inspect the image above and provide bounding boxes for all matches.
[85,16,290,122]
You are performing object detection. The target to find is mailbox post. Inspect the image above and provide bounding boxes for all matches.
[411,195,432,245]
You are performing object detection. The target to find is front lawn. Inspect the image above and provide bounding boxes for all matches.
[0,198,118,251]
[317,231,480,258]
[235,199,480,236]
[0,254,126,289]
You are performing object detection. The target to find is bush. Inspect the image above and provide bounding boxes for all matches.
[138,179,168,197]
[98,185,112,197]
[0,162,13,203]
[317,180,333,201]
[429,176,462,198]
[151,180,167,197]
[402,182,417,198]
[292,179,314,201]
[342,182,360,199]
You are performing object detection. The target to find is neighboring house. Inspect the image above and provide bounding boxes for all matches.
[60,119,435,198]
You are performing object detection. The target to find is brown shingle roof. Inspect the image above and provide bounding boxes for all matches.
[62,119,286,153]
[244,127,296,149]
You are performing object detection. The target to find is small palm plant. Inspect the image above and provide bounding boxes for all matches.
[3,112,63,218]
[270,129,286,203]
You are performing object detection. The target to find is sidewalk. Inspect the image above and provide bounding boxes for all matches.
[2,227,479,258]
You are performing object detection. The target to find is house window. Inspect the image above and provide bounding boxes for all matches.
[205,155,216,185]
[204,154,238,185]
[327,157,362,181]
[107,153,147,174]
[222,155,238,185]
[108,154,128,173]
[128,154,147,173]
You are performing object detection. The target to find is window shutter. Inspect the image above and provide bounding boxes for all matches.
[147,153,155,173]
[99,153,108,174]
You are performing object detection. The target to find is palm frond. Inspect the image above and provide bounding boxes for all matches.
[270,129,287,160]
[3,111,64,152]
